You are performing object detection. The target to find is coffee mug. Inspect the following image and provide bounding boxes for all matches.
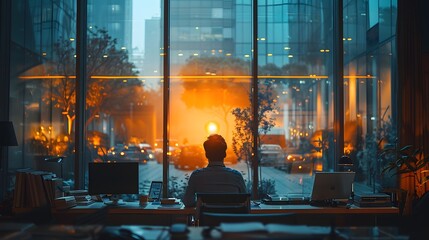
[140,195,149,206]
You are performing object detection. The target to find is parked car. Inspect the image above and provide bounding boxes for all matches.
[106,144,124,162]
[138,143,156,161]
[259,144,284,166]
[285,153,313,174]
[107,145,150,164]
[175,145,208,170]
[155,146,181,165]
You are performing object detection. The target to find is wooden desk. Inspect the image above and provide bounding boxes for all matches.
[252,203,399,214]
[52,201,400,226]
[52,201,193,225]
[251,204,400,226]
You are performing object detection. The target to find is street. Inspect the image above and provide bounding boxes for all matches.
[138,160,315,197]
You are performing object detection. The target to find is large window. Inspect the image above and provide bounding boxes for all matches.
[343,0,398,193]
[7,0,398,200]
[84,0,163,198]
[9,0,77,186]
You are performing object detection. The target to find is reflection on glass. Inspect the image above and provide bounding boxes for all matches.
[85,0,163,197]
[10,0,77,186]
[256,1,334,197]
[7,0,398,200]
[168,0,252,200]
[344,1,397,194]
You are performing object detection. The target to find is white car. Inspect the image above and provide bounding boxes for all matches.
[259,144,284,166]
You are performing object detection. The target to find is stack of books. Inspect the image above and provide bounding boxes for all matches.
[13,169,63,211]
[54,196,77,210]
[68,190,94,206]
[354,193,392,207]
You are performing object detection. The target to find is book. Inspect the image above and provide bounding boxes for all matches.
[68,190,89,196]
[354,193,391,202]
[354,193,392,207]
[13,169,58,210]
[54,196,77,210]
[13,169,32,208]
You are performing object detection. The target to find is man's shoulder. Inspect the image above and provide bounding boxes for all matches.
[190,168,204,176]
[224,167,243,175]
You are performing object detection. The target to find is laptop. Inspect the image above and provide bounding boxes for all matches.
[310,172,355,202]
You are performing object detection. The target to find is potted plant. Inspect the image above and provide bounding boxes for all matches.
[380,144,429,205]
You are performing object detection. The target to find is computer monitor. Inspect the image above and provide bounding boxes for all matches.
[88,162,139,205]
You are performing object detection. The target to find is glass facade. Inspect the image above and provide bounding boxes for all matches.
[4,0,398,200]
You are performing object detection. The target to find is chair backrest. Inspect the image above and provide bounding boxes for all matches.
[196,193,251,226]
[200,212,296,227]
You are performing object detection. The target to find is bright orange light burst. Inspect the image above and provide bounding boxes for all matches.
[206,122,219,135]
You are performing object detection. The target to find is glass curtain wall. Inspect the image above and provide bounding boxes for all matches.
[9,0,77,187]
[343,0,398,193]
[85,0,163,197]
[6,0,398,200]
[168,0,252,198]
[256,0,334,197]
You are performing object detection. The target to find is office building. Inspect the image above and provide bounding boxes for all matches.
[0,1,428,238]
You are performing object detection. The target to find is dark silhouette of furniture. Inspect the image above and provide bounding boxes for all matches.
[200,212,296,226]
[195,193,251,226]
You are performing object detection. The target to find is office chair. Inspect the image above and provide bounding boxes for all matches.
[200,212,296,227]
[195,193,251,226]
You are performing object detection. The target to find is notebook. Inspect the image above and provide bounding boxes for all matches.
[263,193,310,205]
[310,172,355,202]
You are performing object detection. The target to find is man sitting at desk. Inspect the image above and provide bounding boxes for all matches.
[183,134,247,207]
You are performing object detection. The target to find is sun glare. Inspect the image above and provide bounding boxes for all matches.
[206,122,219,135]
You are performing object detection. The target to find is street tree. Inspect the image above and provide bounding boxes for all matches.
[231,80,278,179]
[42,28,141,135]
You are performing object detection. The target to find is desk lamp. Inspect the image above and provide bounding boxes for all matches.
[0,121,18,198]
[44,156,65,178]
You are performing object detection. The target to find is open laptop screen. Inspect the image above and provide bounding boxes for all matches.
[148,181,162,201]
[310,172,355,201]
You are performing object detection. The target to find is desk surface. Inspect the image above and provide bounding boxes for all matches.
[52,202,400,226]
[251,203,399,214]
[59,201,399,215]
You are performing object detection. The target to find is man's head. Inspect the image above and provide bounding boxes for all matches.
[203,134,227,162]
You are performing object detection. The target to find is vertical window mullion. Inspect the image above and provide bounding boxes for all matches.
[75,0,88,189]
[252,0,259,199]
[333,0,344,169]
[162,0,170,198]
